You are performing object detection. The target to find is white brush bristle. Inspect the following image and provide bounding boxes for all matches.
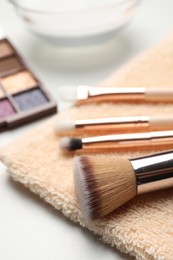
[58,86,78,102]
[59,137,71,150]
[73,155,137,220]
[55,120,75,132]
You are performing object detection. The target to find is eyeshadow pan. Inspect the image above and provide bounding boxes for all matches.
[0,41,14,59]
[0,56,23,75]
[0,87,4,98]
[1,71,37,94]
[0,37,57,132]
[0,99,16,119]
[14,88,48,111]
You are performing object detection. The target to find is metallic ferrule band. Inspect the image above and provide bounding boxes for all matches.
[82,130,173,144]
[130,150,173,194]
[77,85,146,100]
[75,116,149,127]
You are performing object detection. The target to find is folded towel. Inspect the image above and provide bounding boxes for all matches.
[1,32,173,260]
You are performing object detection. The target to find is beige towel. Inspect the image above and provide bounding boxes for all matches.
[1,33,173,260]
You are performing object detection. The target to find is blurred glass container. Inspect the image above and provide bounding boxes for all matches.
[9,0,140,46]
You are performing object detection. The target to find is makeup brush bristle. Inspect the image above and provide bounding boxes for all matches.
[74,155,137,220]
[55,119,75,132]
[60,137,82,151]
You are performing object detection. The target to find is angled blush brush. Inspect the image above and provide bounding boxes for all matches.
[74,150,173,220]
[55,115,173,135]
[59,85,173,104]
[60,130,173,153]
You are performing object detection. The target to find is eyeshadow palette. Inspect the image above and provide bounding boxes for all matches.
[0,38,57,132]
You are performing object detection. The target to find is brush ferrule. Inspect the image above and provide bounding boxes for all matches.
[77,86,145,101]
[82,130,173,144]
[88,86,145,97]
[75,116,150,128]
[130,150,173,194]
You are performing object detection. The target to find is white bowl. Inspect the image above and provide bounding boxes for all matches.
[9,0,141,45]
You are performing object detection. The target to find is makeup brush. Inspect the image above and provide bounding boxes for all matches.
[55,115,173,134]
[60,130,173,153]
[74,150,173,219]
[58,85,173,104]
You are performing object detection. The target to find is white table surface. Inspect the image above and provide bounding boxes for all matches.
[1,1,173,259]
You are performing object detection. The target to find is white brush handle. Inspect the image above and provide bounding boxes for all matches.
[145,88,173,101]
[150,116,173,129]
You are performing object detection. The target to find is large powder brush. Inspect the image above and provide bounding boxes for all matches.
[74,150,173,220]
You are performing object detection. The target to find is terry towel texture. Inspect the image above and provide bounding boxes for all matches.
[1,33,173,259]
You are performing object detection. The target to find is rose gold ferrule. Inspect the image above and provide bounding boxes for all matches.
[75,116,149,127]
[74,116,150,133]
[82,130,173,144]
[76,85,146,103]
[130,150,173,194]
[80,130,173,153]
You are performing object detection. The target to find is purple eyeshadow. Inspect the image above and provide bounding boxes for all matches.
[14,88,48,111]
[0,99,16,119]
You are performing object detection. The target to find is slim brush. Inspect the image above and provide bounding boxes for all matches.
[55,115,173,134]
[74,150,173,219]
[60,130,173,153]
[58,85,173,104]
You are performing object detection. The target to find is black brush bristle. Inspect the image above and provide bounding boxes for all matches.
[69,138,82,151]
